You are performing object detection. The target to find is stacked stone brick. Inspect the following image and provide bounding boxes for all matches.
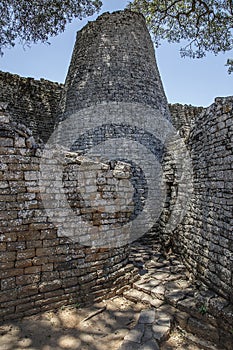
[0,9,232,328]
[0,115,137,320]
[59,10,170,122]
[157,97,232,304]
[172,97,233,302]
[0,71,62,142]
[168,103,204,140]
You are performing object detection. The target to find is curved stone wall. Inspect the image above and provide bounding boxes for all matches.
[170,97,233,302]
[0,8,232,322]
[0,9,171,320]
[169,103,204,139]
[0,115,137,320]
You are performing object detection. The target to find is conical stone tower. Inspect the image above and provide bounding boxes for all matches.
[59,10,170,120]
[41,10,174,304]
[50,10,172,250]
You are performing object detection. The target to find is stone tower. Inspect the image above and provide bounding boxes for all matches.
[59,10,170,121]
[50,10,172,249]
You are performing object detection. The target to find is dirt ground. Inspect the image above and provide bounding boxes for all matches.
[0,296,212,350]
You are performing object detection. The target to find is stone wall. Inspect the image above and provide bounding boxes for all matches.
[0,71,62,142]
[0,8,232,321]
[0,73,203,145]
[163,97,233,302]
[0,9,172,320]
[169,103,204,139]
[0,115,137,320]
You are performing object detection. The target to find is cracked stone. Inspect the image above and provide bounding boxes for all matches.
[151,272,170,280]
[118,340,140,350]
[165,290,186,306]
[170,265,186,273]
[124,323,144,343]
[141,294,164,308]
[147,261,166,269]
[135,279,161,292]
[176,279,192,289]
[152,320,171,343]
[123,289,145,303]
[157,304,176,320]
[142,325,153,342]
[177,296,197,313]
[151,285,165,299]
[138,339,160,350]
[166,273,184,281]
[138,309,156,324]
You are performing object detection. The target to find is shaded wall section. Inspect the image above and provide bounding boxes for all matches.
[0,115,136,321]
[169,97,233,302]
[0,72,203,143]
[0,71,62,142]
[0,9,172,320]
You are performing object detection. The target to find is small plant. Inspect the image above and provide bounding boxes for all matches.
[199,304,207,315]
[75,302,80,309]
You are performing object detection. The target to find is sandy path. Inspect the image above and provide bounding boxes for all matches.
[0,295,214,350]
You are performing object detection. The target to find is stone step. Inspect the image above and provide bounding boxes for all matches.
[128,240,233,349]
[118,307,175,350]
[123,288,164,308]
[133,279,161,295]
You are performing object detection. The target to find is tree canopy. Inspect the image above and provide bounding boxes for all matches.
[0,0,102,54]
[128,0,233,73]
[0,0,232,72]
[129,1,233,58]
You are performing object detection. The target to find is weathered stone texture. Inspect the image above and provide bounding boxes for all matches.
[0,9,232,325]
[0,117,137,320]
[166,97,233,302]
[169,103,204,140]
[53,10,172,249]
[59,10,170,122]
[0,71,62,142]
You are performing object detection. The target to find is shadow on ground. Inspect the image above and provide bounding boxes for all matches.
[0,297,145,350]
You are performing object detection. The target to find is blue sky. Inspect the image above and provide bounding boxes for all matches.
[0,0,232,107]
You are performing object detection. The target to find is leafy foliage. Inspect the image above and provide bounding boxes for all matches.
[0,0,232,73]
[128,0,233,60]
[0,0,102,54]
[226,59,233,74]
